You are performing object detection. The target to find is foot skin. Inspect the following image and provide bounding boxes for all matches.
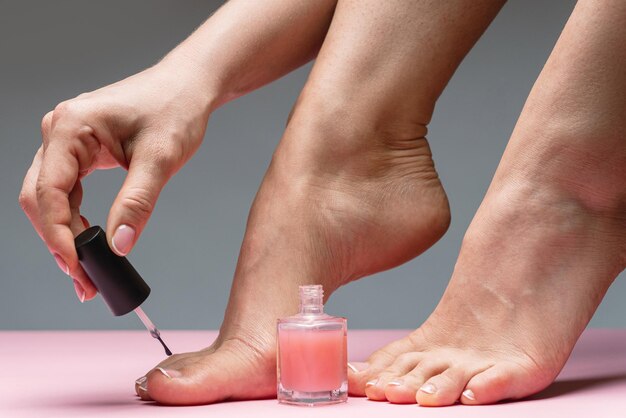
[133,0,507,404]
[350,176,626,405]
[349,0,626,405]
[134,108,449,405]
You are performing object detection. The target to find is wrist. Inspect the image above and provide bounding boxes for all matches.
[157,46,225,117]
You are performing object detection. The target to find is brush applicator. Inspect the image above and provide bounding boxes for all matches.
[74,225,172,356]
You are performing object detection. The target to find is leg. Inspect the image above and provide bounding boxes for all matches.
[137,0,505,405]
[353,0,626,405]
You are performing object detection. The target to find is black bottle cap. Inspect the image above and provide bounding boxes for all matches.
[74,225,150,316]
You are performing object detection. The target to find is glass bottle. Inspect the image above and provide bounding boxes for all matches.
[277,285,348,406]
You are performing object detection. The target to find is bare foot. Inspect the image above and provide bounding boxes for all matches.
[349,0,626,405]
[134,0,504,404]
[135,104,448,405]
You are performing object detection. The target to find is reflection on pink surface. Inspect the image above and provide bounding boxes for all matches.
[1,329,625,417]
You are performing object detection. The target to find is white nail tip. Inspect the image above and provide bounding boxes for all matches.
[420,383,436,394]
[156,367,171,379]
[387,380,403,387]
[347,363,358,373]
[463,389,476,401]
[135,376,147,385]
[365,379,378,387]
[138,385,148,392]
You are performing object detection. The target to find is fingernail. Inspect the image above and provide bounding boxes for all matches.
[135,376,147,385]
[348,362,369,373]
[73,280,85,303]
[420,383,437,394]
[365,379,379,387]
[111,224,135,256]
[155,367,181,379]
[387,379,404,387]
[54,253,69,275]
[463,389,476,401]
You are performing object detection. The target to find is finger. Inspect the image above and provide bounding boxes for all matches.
[67,181,98,300]
[36,108,100,284]
[106,146,174,256]
[19,146,45,240]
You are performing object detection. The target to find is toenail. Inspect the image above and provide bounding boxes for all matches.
[462,389,476,401]
[138,379,148,392]
[348,362,369,373]
[155,367,181,379]
[365,379,379,387]
[387,379,404,387]
[420,383,436,394]
[135,376,147,385]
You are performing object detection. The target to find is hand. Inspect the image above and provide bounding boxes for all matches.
[19,60,213,301]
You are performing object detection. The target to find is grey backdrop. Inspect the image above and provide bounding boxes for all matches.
[1,0,624,330]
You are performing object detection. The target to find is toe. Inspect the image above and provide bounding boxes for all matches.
[416,364,488,407]
[363,352,423,401]
[376,359,448,404]
[145,341,276,405]
[350,337,417,396]
[461,364,520,405]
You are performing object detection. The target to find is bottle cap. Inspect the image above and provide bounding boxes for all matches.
[74,225,150,316]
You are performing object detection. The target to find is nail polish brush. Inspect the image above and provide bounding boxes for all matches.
[74,225,172,356]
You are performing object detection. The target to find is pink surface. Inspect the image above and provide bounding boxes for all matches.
[1,329,625,417]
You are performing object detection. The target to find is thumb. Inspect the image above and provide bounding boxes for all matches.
[107,154,172,256]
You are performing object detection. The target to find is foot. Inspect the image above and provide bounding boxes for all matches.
[134,101,450,404]
[348,99,626,407]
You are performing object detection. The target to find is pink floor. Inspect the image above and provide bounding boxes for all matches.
[1,329,625,417]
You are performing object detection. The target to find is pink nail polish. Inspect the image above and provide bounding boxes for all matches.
[277,285,347,406]
[111,224,135,256]
[73,280,85,303]
[54,254,69,275]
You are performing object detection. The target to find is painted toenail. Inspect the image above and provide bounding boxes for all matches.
[348,362,369,373]
[420,383,436,394]
[138,383,147,392]
[387,379,404,387]
[135,376,147,385]
[365,379,379,387]
[155,367,179,379]
[462,389,476,401]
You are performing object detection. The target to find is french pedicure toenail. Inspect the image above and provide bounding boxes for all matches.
[420,383,436,394]
[348,362,370,373]
[387,379,404,387]
[155,367,181,379]
[365,379,379,387]
[462,389,476,401]
[135,376,147,385]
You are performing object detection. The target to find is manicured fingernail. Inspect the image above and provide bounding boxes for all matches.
[420,383,437,394]
[135,376,147,385]
[387,379,404,387]
[348,362,369,373]
[155,367,181,379]
[463,389,476,401]
[54,253,69,275]
[365,379,379,387]
[73,280,85,303]
[111,224,135,256]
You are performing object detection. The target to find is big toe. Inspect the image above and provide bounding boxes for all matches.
[145,342,276,405]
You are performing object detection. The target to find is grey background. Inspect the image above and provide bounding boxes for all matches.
[1,0,624,330]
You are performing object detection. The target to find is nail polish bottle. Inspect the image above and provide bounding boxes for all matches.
[277,285,347,406]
